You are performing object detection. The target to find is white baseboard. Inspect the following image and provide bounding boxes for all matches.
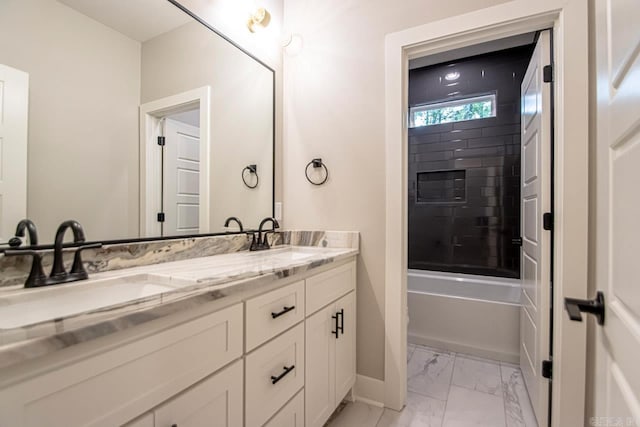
[408,332,520,364]
[354,374,385,407]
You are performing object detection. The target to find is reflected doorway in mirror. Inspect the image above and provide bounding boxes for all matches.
[0,64,29,243]
[139,86,211,238]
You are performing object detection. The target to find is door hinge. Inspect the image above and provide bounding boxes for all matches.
[157,212,165,223]
[157,136,166,146]
[542,359,553,379]
[543,65,553,83]
[512,237,523,247]
[543,212,553,231]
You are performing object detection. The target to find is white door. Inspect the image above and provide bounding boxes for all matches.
[0,64,28,242]
[592,0,640,425]
[163,118,200,236]
[334,291,356,402]
[305,303,336,427]
[520,30,551,427]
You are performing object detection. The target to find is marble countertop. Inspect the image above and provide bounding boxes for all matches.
[0,245,358,371]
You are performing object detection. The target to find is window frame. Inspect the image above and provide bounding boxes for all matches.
[408,92,497,128]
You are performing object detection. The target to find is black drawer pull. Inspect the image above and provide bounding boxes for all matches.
[332,312,339,338]
[271,305,295,319]
[271,365,295,384]
[338,308,344,335]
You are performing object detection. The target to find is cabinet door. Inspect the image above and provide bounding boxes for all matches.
[264,390,304,427]
[153,359,243,427]
[305,304,336,427]
[334,291,356,402]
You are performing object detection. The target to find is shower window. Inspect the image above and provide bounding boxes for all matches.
[409,93,496,128]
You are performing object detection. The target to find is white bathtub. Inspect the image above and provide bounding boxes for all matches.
[407,269,521,363]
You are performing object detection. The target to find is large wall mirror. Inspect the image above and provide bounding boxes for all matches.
[0,0,274,246]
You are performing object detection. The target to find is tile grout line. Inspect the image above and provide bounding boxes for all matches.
[439,351,458,426]
[500,361,510,427]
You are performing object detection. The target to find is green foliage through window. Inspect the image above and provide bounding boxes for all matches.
[410,94,496,128]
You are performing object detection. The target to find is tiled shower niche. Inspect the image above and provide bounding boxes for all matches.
[408,44,535,279]
[416,170,466,203]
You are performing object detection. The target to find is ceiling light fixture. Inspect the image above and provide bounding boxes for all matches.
[247,7,271,33]
[444,71,460,81]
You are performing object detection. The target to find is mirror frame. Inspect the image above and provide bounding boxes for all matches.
[0,0,276,253]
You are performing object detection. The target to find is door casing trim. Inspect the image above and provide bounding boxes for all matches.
[139,86,212,237]
[383,1,589,425]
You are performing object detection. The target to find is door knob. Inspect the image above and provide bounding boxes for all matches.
[564,291,605,325]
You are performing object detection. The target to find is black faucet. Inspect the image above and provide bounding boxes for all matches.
[224,216,244,232]
[7,219,39,247]
[249,217,280,251]
[50,220,89,282]
[4,220,101,288]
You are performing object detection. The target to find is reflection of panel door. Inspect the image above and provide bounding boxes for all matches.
[520,30,551,427]
[0,64,28,242]
[593,0,640,424]
[163,118,200,236]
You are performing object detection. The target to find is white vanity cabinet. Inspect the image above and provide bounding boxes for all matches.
[0,303,244,427]
[304,263,357,427]
[0,258,357,427]
[153,359,244,427]
[125,360,243,427]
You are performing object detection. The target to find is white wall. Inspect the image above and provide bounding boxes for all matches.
[177,0,284,205]
[141,21,274,231]
[282,0,511,380]
[0,0,141,243]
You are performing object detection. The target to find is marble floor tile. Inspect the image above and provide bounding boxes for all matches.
[324,401,383,427]
[408,343,417,362]
[376,391,446,427]
[501,365,538,427]
[407,348,455,400]
[413,343,455,356]
[451,355,503,396]
[442,385,506,427]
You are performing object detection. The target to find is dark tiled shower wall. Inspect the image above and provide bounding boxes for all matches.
[408,45,534,279]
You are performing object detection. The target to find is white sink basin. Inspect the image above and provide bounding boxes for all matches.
[0,274,190,329]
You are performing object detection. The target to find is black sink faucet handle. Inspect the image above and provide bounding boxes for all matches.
[69,243,102,277]
[3,249,48,288]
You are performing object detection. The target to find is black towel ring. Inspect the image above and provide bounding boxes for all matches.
[305,158,329,186]
[242,164,259,189]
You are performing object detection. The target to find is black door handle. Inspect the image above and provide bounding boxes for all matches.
[271,305,295,319]
[564,291,605,325]
[271,365,295,384]
[337,309,344,336]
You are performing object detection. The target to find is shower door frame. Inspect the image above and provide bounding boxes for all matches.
[383,1,589,426]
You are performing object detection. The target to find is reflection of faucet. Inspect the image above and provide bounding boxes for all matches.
[224,216,244,232]
[8,219,38,247]
[250,217,279,251]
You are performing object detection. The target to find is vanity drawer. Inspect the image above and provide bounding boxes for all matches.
[306,261,356,315]
[245,280,305,351]
[0,303,243,427]
[264,389,305,427]
[245,323,305,427]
